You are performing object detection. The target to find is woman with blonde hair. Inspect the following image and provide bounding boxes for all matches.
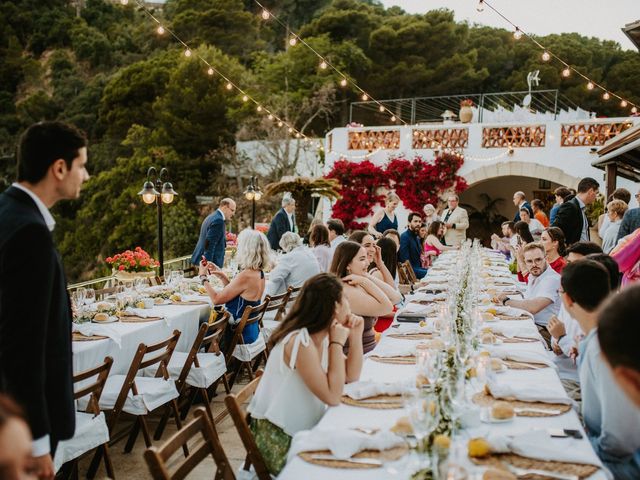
[199,228,271,344]
[602,199,628,254]
[368,192,400,239]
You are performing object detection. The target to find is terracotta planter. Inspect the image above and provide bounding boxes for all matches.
[459,106,473,123]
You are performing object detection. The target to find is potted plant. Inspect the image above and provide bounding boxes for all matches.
[459,99,474,123]
[106,247,159,282]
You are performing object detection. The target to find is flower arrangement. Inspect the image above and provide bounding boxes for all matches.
[106,247,159,272]
[225,232,237,247]
[460,99,474,107]
[255,224,269,234]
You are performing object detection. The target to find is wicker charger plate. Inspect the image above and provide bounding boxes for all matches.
[170,300,209,306]
[341,394,403,409]
[496,315,530,321]
[471,453,599,479]
[72,332,108,341]
[503,359,549,370]
[369,355,416,365]
[495,333,539,344]
[119,315,164,323]
[387,332,433,340]
[299,444,409,469]
[472,391,571,417]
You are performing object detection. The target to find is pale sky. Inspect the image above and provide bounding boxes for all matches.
[380,0,640,50]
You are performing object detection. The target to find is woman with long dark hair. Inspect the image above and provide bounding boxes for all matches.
[349,230,397,288]
[247,273,363,475]
[541,227,567,273]
[513,221,535,282]
[369,237,398,283]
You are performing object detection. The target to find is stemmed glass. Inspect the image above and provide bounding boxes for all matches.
[76,287,86,307]
[404,389,440,469]
[84,288,95,306]
[134,277,146,293]
[417,347,442,387]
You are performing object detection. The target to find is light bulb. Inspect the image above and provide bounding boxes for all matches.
[362,94,368,101]
[245,191,255,201]
[261,9,270,20]
[289,37,297,46]
[295,133,301,138]
[254,192,262,201]
[513,28,523,40]
[278,121,283,127]
[242,95,249,102]
[620,100,628,108]
[142,193,156,205]
[587,81,594,90]
[541,51,550,62]
[207,67,214,76]
[562,67,571,77]
[319,60,327,69]
[267,114,274,120]
[184,49,192,57]
[226,82,233,90]
[391,115,396,122]
[632,106,638,114]
[120,0,128,4]
[603,92,610,100]
[288,127,294,133]
[157,25,165,35]
[161,193,174,204]
[476,0,484,12]
[340,78,348,87]
[379,105,385,112]
[257,105,262,112]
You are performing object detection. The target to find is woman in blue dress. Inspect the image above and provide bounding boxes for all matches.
[199,228,271,345]
[367,192,399,239]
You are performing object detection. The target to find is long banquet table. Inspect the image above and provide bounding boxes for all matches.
[278,250,610,479]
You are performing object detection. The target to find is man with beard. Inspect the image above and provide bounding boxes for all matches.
[398,212,427,279]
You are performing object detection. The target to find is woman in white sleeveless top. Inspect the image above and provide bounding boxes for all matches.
[247,273,364,474]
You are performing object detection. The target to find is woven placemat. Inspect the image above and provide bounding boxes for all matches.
[472,392,571,417]
[170,300,209,306]
[387,332,433,340]
[495,334,539,344]
[471,453,599,479]
[299,445,409,469]
[341,394,403,409]
[503,360,549,370]
[119,315,164,323]
[495,315,530,321]
[72,332,108,342]
[369,355,416,365]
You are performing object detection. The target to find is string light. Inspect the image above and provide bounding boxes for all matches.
[156,25,165,35]
[541,51,550,62]
[261,9,270,20]
[288,37,297,46]
[621,100,628,108]
[207,67,214,76]
[390,116,396,122]
[257,105,263,112]
[319,60,328,70]
[361,94,369,101]
[339,78,348,87]
[602,92,610,101]
[632,107,638,114]
[476,0,484,12]
[225,82,233,90]
[120,0,128,4]
[561,67,571,78]
[184,49,192,57]
[587,81,595,90]
[513,27,523,40]
[242,95,249,102]
[378,105,385,112]
[277,121,284,127]
[267,114,274,120]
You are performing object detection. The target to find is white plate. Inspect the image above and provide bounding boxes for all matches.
[480,410,514,424]
[92,316,119,324]
[153,299,172,305]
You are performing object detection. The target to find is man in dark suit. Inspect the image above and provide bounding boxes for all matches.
[552,177,600,245]
[616,191,640,242]
[267,197,296,251]
[512,191,534,222]
[0,121,89,479]
[191,198,236,268]
[398,212,427,279]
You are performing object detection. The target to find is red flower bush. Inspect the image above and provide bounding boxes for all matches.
[106,246,160,272]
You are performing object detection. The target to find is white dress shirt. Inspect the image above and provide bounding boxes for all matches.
[551,304,583,382]
[264,246,320,297]
[524,264,561,327]
[312,244,332,272]
[576,196,590,242]
[330,235,346,252]
[12,183,55,231]
[602,220,621,254]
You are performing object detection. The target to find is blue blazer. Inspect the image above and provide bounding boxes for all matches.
[267,208,293,251]
[191,210,226,267]
[398,229,427,279]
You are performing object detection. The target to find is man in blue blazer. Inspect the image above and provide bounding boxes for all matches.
[399,212,428,279]
[512,191,534,222]
[267,197,296,251]
[191,198,236,267]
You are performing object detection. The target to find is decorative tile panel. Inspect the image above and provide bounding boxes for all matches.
[561,122,632,147]
[348,130,401,150]
[482,125,546,148]
[412,128,469,149]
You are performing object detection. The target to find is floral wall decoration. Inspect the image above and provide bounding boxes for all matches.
[325,153,467,229]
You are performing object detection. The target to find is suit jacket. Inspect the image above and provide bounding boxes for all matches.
[264,246,320,297]
[0,186,75,445]
[266,208,293,251]
[191,210,226,267]
[617,207,640,242]
[441,206,469,246]
[551,197,585,245]
[513,201,534,222]
[398,229,427,279]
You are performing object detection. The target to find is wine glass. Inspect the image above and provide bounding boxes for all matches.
[418,348,442,387]
[84,288,95,306]
[134,277,146,293]
[404,389,440,468]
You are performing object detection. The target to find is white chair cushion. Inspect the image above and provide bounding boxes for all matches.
[166,351,227,388]
[261,319,281,342]
[233,332,266,362]
[99,375,178,415]
[54,412,109,471]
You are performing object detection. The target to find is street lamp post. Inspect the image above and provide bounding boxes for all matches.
[243,176,262,229]
[138,167,178,278]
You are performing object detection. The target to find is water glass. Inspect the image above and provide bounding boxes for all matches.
[84,288,95,305]
[76,287,86,307]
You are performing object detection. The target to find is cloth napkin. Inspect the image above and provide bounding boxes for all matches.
[404,292,432,303]
[288,427,405,461]
[398,303,435,315]
[486,377,571,405]
[488,324,541,340]
[343,380,413,400]
[480,305,532,318]
[411,291,447,301]
[487,345,556,367]
[390,324,434,336]
[369,342,416,358]
[124,307,158,318]
[72,323,122,347]
[486,430,601,466]
[421,274,449,283]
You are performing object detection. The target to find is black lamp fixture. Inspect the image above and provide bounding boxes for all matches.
[138,167,178,278]
[243,176,263,229]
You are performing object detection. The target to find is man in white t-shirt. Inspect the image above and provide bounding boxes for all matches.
[496,242,560,346]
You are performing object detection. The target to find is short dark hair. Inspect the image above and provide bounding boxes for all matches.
[309,224,330,247]
[565,241,602,258]
[598,284,640,371]
[586,253,620,291]
[531,199,544,209]
[611,188,631,204]
[326,219,345,236]
[577,177,599,194]
[408,212,422,223]
[502,221,515,232]
[17,121,87,183]
[561,260,611,312]
[554,187,572,200]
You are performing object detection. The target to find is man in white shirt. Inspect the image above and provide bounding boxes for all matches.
[496,243,560,346]
[561,260,640,479]
[327,218,346,253]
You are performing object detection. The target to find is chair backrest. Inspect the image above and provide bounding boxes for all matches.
[224,301,270,364]
[263,288,292,323]
[401,260,418,284]
[224,372,270,480]
[144,407,235,480]
[95,286,118,300]
[73,357,113,415]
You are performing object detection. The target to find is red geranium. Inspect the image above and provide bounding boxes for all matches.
[106,248,160,272]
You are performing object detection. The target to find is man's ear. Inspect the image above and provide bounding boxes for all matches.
[50,158,68,181]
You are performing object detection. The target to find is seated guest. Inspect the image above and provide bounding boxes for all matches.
[399,212,428,279]
[602,199,628,254]
[561,261,640,479]
[513,221,534,281]
[330,241,396,353]
[519,207,544,240]
[496,243,560,345]
[369,237,399,285]
[248,273,364,475]
[0,395,33,480]
[540,227,567,274]
[382,229,401,251]
[308,224,332,272]
[350,230,399,289]
[424,220,458,261]
[200,228,270,344]
[367,192,399,239]
[490,221,515,258]
[348,231,376,265]
[598,284,640,407]
[302,218,322,245]
[327,219,346,253]
[565,241,602,263]
[265,232,320,297]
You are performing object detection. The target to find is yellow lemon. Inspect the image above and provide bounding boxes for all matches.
[135,301,145,309]
[433,434,451,450]
[468,438,491,458]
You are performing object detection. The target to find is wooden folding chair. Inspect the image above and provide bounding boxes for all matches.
[260,288,293,352]
[225,301,270,388]
[88,331,184,478]
[224,372,271,480]
[401,260,418,284]
[95,286,117,300]
[56,357,114,479]
[144,407,235,480]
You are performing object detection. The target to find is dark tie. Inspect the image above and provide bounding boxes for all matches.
[443,210,452,223]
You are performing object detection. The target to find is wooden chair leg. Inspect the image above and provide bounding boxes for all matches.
[139,415,153,448]
[200,387,214,424]
[86,448,103,479]
[180,388,198,420]
[170,399,189,457]
[222,373,231,394]
[102,443,115,479]
[153,405,172,441]
[124,417,142,453]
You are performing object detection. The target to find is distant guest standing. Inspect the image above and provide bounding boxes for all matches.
[367,192,399,239]
[440,194,469,246]
[531,199,549,228]
[512,191,534,222]
[552,177,599,245]
[0,121,90,479]
[191,198,236,268]
[549,187,571,224]
[267,197,296,251]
